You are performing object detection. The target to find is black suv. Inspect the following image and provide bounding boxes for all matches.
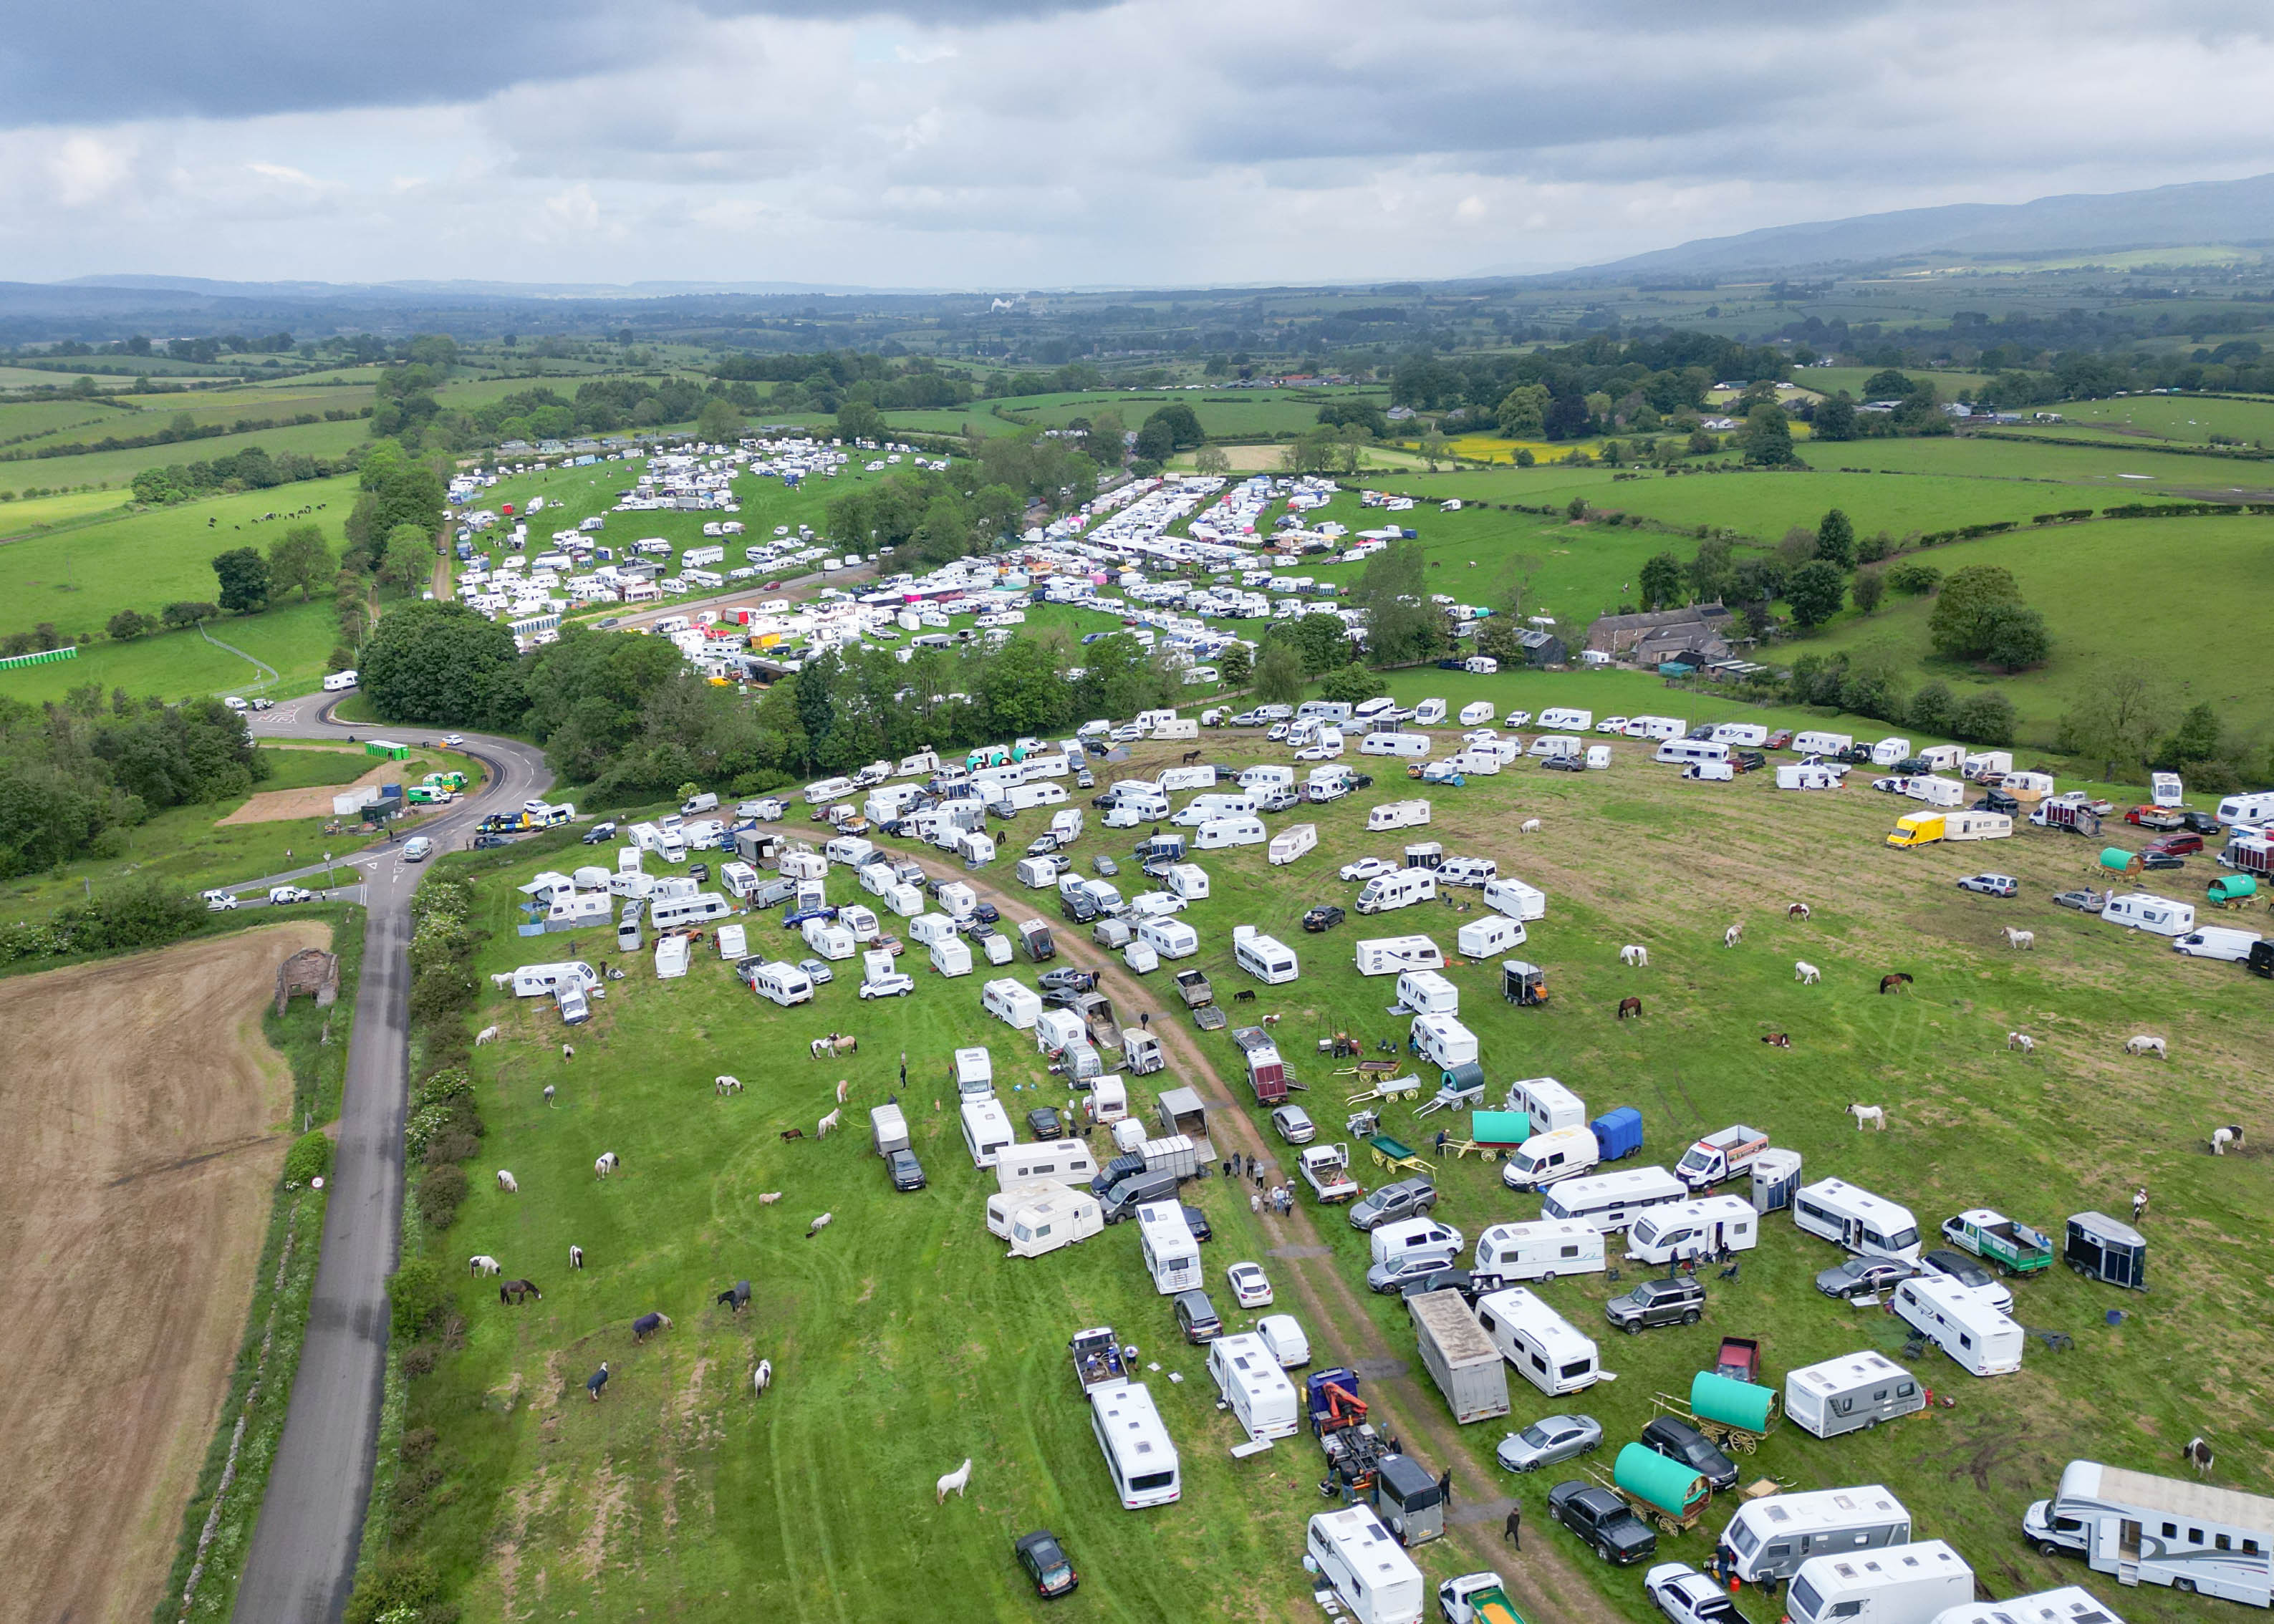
[1348,1176,1437,1232]
[885,1149,926,1192]
[1974,788,2020,815]
[1639,1415,1739,1492]
[1548,1480,1657,1565]
[1604,1275,1706,1333]
[1173,1288,1223,1342]
[1303,904,1346,933]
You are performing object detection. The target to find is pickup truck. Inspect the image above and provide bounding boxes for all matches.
[1674,1125,1768,1191]
[1548,1480,1657,1565]
[1299,1144,1361,1204]
[1438,1571,1523,1624]
[1942,1207,2055,1275]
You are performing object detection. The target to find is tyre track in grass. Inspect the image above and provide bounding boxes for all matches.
[886,841,1625,1624]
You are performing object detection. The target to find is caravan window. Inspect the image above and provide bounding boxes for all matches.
[1558,1357,1591,1381]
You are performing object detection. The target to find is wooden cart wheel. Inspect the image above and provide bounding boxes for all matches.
[1659,1514,1681,1535]
[1739,1436,1759,1454]
[1481,1150,1498,1163]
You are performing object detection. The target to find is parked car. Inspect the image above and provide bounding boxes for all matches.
[581,823,616,844]
[1646,1563,1753,1624]
[203,889,239,912]
[1920,1248,2004,1295]
[1815,1256,1916,1300]
[1302,904,1346,933]
[2139,851,2187,871]
[1182,1204,1213,1243]
[1092,856,1119,876]
[1604,1275,1705,1333]
[2054,888,2108,912]
[1039,967,1097,992]
[1395,1265,1502,1303]
[1764,730,1791,749]
[1638,1416,1738,1493]
[1348,1177,1437,1231]
[2176,809,2222,835]
[268,886,315,906]
[1012,1529,1078,1600]
[1543,754,1586,773]
[1172,1288,1223,1342]
[1026,1106,1064,1139]
[2126,806,2184,830]
[1074,768,1094,790]
[1271,1105,1316,1144]
[975,901,1002,923]
[859,973,915,1000]
[796,957,835,984]
[1496,1413,1602,1474]
[2147,832,2205,856]
[886,1148,926,1191]
[1339,856,1397,882]
[402,836,434,862]
[1973,789,2020,815]
[1369,1252,1462,1294]
[471,833,512,850]
[1548,1480,1657,1565]
[1956,874,2018,897]
[1226,1260,1273,1308]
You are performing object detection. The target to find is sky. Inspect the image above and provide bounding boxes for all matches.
[3,0,2273,289]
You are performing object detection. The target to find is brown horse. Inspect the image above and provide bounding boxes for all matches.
[1617,996,1644,1020]
[500,1278,542,1305]
[1181,750,1202,765]
[1879,972,1914,995]
[1761,1032,1792,1048]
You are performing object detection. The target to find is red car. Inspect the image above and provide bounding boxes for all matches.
[1765,730,1793,750]
[2147,832,2205,856]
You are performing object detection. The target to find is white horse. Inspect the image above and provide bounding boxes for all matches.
[2126,1035,2169,1059]
[1724,923,1743,948]
[806,1212,834,1238]
[496,1169,519,1193]
[2213,1125,2245,1156]
[469,1255,501,1276]
[475,1025,501,1046]
[594,1151,620,1179]
[1795,960,1821,985]
[758,1191,783,1205]
[1619,944,1648,967]
[2007,1032,2035,1054]
[2003,927,2035,951]
[935,1458,973,1502]
[715,1074,743,1096]
[1520,818,1543,834]
[1848,1103,1887,1131]
[753,1359,773,1397]
[817,1108,842,1139]
[569,1244,585,1269]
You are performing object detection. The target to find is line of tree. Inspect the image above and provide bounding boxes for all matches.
[3,406,366,466]
[130,443,359,504]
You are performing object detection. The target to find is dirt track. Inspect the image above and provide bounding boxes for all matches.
[0,922,327,1624]
[218,759,408,826]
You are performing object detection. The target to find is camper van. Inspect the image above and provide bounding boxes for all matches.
[1505,1076,1586,1134]
[1539,707,1593,731]
[1787,1542,1973,1624]
[1395,968,1459,1015]
[1483,877,1546,921]
[1233,929,1300,985]
[1656,739,1730,769]
[2025,1460,2274,1605]
[1540,1166,1688,1233]
[1195,816,1266,850]
[1409,1013,1478,1069]
[1473,1221,1606,1283]
[1624,1197,1759,1265]
[1889,1276,2024,1376]
[1307,1505,1425,1624]
[1357,868,1437,914]
[1091,1383,1181,1509]
[748,961,814,1007]
[997,1140,1100,1193]
[1137,1200,1204,1294]
[2101,893,2197,937]
[1501,1126,1599,1192]
[1794,1179,1923,1264]
[1360,732,1433,759]
[1721,1485,1914,1583]
[1786,1353,1927,1440]
[1353,935,1445,977]
[1473,1287,1601,1396]
[1456,914,1526,957]
[1208,1333,1301,1441]
[1001,1187,1104,1259]
[959,1098,1016,1168]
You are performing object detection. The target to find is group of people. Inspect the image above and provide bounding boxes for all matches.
[1217,1151,1294,1214]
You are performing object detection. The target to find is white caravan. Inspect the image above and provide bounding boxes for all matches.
[1472,1221,1606,1283]
[1473,1286,1601,1396]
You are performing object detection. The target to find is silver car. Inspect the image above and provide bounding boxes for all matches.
[1271,1105,1316,1144]
[1495,1413,1602,1473]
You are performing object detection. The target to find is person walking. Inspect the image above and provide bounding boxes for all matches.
[1503,1503,1521,1548]
[2133,1186,2149,1222]
[1222,1158,1233,1180]
[1251,1192,1262,1216]
[1140,1010,1150,1029]
[1438,1466,1454,1508]
[1231,1151,1243,1179]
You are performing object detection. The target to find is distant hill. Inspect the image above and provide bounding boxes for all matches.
[1574,172,2274,279]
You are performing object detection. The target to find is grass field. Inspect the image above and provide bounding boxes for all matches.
[2003,395,2274,449]
[388,735,2274,1624]
[0,599,344,706]
[0,415,370,499]
[993,388,1389,439]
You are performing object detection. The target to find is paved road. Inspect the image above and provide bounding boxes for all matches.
[231,701,554,1624]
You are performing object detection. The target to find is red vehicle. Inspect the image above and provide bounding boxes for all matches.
[1765,730,1793,750]
[2126,806,2185,831]
[2147,832,2205,856]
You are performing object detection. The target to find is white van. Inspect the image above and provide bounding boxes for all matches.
[1356,868,1437,914]
[1395,968,1458,1016]
[1209,1333,1301,1441]
[2174,926,2263,962]
[1889,1276,2024,1376]
[1483,877,1546,921]
[997,1139,1099,1192]
[1307,1506,1425,1624]
[1195,816,1266,850]
[2101,892,2196,937]
[1473,1287,1601,1396]
[959,1098,1016,1169]
[1503,1076,1586,1134]
[1455,914,1526,957]
[1624,1197,1760,1265]
[1540,1166,1687,1233]
[1794,1178,1923,1264]
[1500,1126,1600,1192]
[1360,732,1432,759]
[1473,1221,1605,1284]
[1538,707,1591,730]
[1233,928,1299,985]
[1091,1383,1180,1509]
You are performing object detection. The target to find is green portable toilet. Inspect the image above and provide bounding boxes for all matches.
[2097,847,2139,874]
[1690,1371,1781,1435]
[2209,874,2258,905]
[1614,1442,1707,1519]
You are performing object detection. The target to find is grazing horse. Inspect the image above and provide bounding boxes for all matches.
[569,1244,584,1270]
[2213,1124,2246,1156]
[1723,923,1743,948]
[2184,1436,2215,1476]
[1794,961,1821,985]
[718,1280,753,1313]
[1879,972,1914,995]
[2008,1033,2035,1054]
[469,1255,502,1276]
[632,1311,672,1343]
[835,1078,850,1105]
[753,1359,773,1397]
[2126,1035,2169,1058]
[500,1278,542,1304]
[594,1151,620,1179]
[935,1458,973,1502]
[2003,927,2035,951]
[1180,750,1202,765]
[715,1074,743,1096]
[1761,1033,1793,1049]
[1788,902,1811,921]
[817,1108,842,1138]
[779,1128,806,1142]
[1233,988,1257,1003]
[1520,818,1543,834]
[476,1025,501,1046]
[806,1212,834,1239]
[1619,944,1648,967]
[496,1169,519,1193]
[1617,996,1644,1020]
[758,1191,784,1204]
[1848,1103,1887,1131]
[809,1033,859,1060]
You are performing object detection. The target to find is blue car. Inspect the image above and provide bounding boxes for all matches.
[783,904,839,929]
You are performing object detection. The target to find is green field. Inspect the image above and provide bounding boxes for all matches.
[2003,394,2274,449]
[0,414,369,498]
[0,599,345,705]
[388,737,2269,1624]
[995,387,1389,438]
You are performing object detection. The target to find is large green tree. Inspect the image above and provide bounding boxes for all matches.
[210,547,271,614]
[1252,642,1306,707]
[1639,552,1685,609]
[1784,560,1847,629]
[1354,541,1442,664]
[379,523,436,594]
[267,524,333,602]
[696,396,746,443]
[1814,509,1856,569]
[1928,565,2026,659]
[1740,404,1798,466]
[360,601,522,728]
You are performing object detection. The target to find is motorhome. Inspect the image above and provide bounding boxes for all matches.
[1786,1353,1927,1440]
[958,1098,1016,1168]
[1233,928,1299,985]
[1307,1505,1425,1624]
[2024,1459,2274,1605]
[1504,1076,1586,1133]
[1500,1126,1599,1192]
[1455,914,1526,957]
[1483,877,1546,921]
[1001,1187,1104,1259]
[1787,1542,1974,1624]
[1624,1197,1759,1265]
[1540,1166,1688,1233]
[2101,893,2196,937]
[1794,1179,1924,1264]
[953,1046,995,1099]
[1890,1275,2024,1376]
[1473,1287,1601,1396]
[1473,1221,1605,1282]
[1208,1333,1301,1441]
[1137,1200,1204,1294]
[1091,1383,1181,1509]
[1409,1013,1478,1069]
[1353,935,1445,977]
[1394,968,1459,1015]
[1357,868,1437,914]
[1722,1485,1914,1583]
